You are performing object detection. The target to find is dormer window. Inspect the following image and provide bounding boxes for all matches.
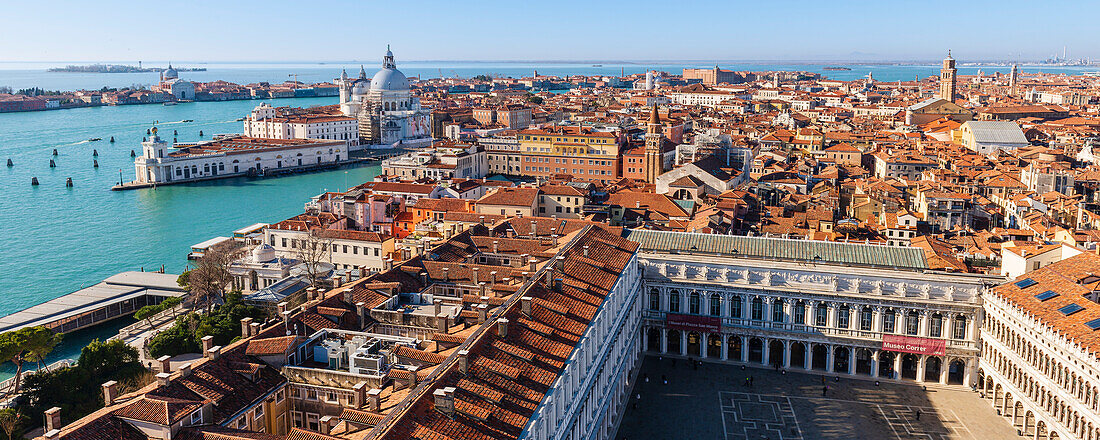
[190,410,203,426]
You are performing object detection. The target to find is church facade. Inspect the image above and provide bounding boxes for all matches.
[337,48,432,149]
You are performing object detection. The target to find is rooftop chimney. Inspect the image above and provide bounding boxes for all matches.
[442,267,449,281]
[157,355,172,374]
[102,381,119,406]
[344,288,354,305]
[319,416,336,435]
[497,318,509,338]
[367,388,382,412]
[529,257,538,272]
[433,387,456,416]
[277,301,288,315]
[472,267,479,285]
[356,301,368,329]
[45,407,61,433]
[477,303,488,323]
[521,296,533,316]
[458,350,470,374]
[583,245,589,258]
[419,271,428,286]
[180,363,192,377]
[436,313,450,334]
[306,287,317,300]
[492,240,499,253]
[208,345,222,361]
[250,322,261,337]
[241,317,254,337]
[201,335,214,357]
[156,372,172,386]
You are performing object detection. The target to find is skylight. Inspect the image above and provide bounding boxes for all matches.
[1035,290,1060,301]
[1086,318,1100,331]
[1059,303,1084,316]
[1015,278,1038,289]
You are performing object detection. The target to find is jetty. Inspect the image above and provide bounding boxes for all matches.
[0,271,184,334]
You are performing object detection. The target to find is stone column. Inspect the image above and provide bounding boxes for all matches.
[741,337,749,363]
[642,326,649,351]
[680,331,687,356]
[721,335,729,360]
[939,357,950,384]
[700,333,708,359]
[826,345,835,373]
[873,306,884,333]
[943,315,954,341]
[761,296,770,323]
[871,351,880,378]
[826,303,836,330]
[893,353,902,380]
[916,354,926,382]
[919,311,930,337]
[848,347,856,375]
[762,338,770,366]
[965,358,977,387]
[660,328,668,354]
[783,340,792,369]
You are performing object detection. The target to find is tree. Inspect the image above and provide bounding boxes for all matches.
[0,408,22,440]
[177,269,192,288]
[187,242,244,313]
[0,328,32,392]
[21,327,61,372]
[472,74,492,82]
[294,229,333,287]
[526,94,544,105]
[78,339,142,379]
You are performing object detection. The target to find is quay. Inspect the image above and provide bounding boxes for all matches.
[0,271,184,334]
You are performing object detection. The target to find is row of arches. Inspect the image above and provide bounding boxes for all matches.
[986,314,1100,412]
[647,288,969,340]
[645,328,967,384]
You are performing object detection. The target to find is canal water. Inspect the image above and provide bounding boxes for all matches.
[0,96,381,318]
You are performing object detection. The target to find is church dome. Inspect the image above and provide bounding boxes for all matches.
[163,64,178,80]
[369,68,409,92]
[251,244,276,263]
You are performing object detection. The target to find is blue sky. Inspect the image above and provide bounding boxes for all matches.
[1,0,1096,62]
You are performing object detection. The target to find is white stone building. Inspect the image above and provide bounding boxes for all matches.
[130,131,345,186]
[336,47,432,148]
[243,103,359,150]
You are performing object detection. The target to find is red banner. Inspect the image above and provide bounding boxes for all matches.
[666,314,721,333]
[882,334,946,356]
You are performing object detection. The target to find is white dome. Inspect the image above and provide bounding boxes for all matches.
[370,68,409,92]
[251,244,276,263]
[351,79,370,96]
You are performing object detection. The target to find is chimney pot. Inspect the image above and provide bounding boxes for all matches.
[44,430,60,440]
[45,407,62,433]
[277,301,288,315]
[433,388,455,416]
[180,363,192,377]
[436,313,450,333]
[156,372,172,386]
[250,322,261,337]
[157,355,172,373]
[208,345,222,361]
[521,296,533,315]
[497,318,509,338]
[477,303,488,323]
[458,350,470,374]
[201,335,214,357]
[367,388,382,412]
[241,317,254,337]
[442,267,449,281]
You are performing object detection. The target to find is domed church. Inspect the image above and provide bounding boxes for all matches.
[337,47,432,148]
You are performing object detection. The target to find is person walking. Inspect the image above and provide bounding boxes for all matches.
[822,386,828,397]
[915,409,922,421]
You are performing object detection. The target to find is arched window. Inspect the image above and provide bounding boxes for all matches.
[669,291,680,313]
[793,301,806,325]
[953,315,967,339]
[815,303,828,326]
[648,289,659,311]
[906,311,920,335]
[930,313,943,338]
[689,292,701,315]
[860,307,873,331]
[772,298,784,322]
[883,309,896,333]
[837,305,850,329]
[710,294,721,316]
[751,297,764,320]
[730,295,742,318]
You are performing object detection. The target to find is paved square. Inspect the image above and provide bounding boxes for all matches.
[615,355,1017,440]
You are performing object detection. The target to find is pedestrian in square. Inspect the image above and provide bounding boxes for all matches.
[644,373,649,383]
[749,376,754,386]
[822,385,827,396]
[915,409,922,421]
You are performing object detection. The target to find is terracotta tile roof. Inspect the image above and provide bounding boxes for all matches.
[177,426,284,440]
[112,395,201,425]
[394,345,447,365]
[373,226,639,440]
[992,252,1100,360]
[339,408,384,426]
[286,428,345,440]
[245,335,300,356]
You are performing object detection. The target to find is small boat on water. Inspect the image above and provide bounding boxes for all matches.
[592,64,603,67]
[88,138,102,142]
[182,119,193,123]
[823,66,852,71]
[163,102,177,106]
[236,117,245,121]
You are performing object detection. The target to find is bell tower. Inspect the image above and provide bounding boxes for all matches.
[940,50,957,101]
[644,103,664,184]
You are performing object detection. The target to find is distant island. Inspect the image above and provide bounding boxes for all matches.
[822,66,853,71]
[48,64,207,73]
